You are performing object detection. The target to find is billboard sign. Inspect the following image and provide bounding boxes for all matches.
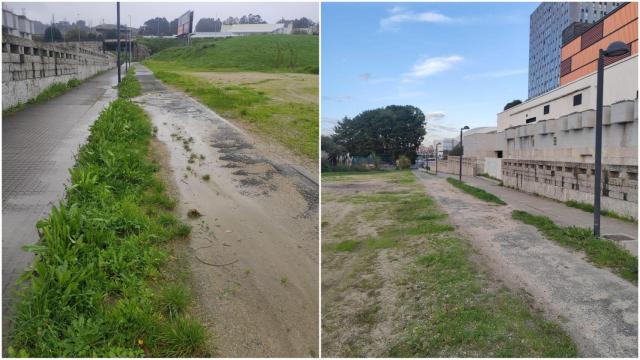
[177,10,193,36]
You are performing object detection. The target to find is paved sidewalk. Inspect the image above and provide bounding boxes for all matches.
[429,171,637,255]
[2,69,118,316]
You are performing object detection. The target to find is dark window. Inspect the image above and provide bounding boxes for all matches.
[526,117,537,123]
[553,136,557,146]
[496,151,503,158]
[543,105,550,114]
[573,94,582,106]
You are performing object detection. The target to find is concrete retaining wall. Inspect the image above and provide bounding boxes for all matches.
[502,159,637,220]
[484,158,502,180]
[427,156,477,176]
[2,34,115,110]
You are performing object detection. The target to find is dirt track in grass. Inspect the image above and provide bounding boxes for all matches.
[135,65,318,357]
[414,170,637,357]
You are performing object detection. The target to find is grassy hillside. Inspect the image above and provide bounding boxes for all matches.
[145,35,318,74]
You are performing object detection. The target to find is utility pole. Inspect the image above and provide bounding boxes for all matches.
[129,15,132,67]
[116,2,121,84]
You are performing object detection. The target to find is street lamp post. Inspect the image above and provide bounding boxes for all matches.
[593,41,630,237]
[459,126,469,181]
[435,142,441,175]
[129,15,132,67]
[116,2,121,84]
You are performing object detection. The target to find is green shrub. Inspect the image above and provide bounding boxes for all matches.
[397,155,411,170]
[119,67,142,99]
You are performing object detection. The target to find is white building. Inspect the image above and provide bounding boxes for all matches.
[220,23,293,35]
[2,9,35,40]
[499,55,638,133]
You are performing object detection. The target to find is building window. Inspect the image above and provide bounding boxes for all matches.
[553,136,557,146]
[573,94,582,106]
[543,105,550,114]
[526,117,537,123]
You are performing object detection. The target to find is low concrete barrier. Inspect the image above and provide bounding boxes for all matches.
[2,34,115,110]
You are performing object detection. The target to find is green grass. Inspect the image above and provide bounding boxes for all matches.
[565,200,636,223]
[137,37,183,54]
[144,35,318,74]
[447,177,506,205]
[119,67,142,99]
[8,72,207,357]
[512,210,638,284]
[322,171,577,357]
[144,62,317,160]
[3,78,85,116]
[478,172,504,185]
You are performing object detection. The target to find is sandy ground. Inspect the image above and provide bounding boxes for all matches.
[414,170,637,357]
[134,66,318,357]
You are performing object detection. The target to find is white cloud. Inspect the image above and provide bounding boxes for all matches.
[380,8,452,31]
[405,55,463,78]
[464,69,527,80]
[426,111,446,120]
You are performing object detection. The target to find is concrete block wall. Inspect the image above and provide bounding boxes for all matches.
[503,99,638,166]
[427,156,477,176]
[2,34,115,110]
[484,158,502,180]
[502,159,638,219]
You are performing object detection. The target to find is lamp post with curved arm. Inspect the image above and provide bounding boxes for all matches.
[593,41,630,237]
[459,126,469,181]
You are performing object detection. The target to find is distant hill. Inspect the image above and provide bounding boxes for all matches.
[146,35,318,74]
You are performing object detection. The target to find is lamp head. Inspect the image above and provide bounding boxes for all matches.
[462,126,470,130]
[604,41,630,57]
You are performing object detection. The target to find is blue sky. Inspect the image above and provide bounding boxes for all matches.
[321,2,539,145]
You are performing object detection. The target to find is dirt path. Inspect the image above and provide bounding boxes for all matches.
[133,65,318,357]
[414,170,637,357]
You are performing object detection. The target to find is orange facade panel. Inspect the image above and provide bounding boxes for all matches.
[603,2,638,36]
[570,19,637,70]
[561,37,581,61]
[560,60,597,86]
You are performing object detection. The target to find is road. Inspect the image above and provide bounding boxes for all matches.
[132,65,319,357]
[2,69,118,338]
[415,171,638,357]
[431,171,637,254]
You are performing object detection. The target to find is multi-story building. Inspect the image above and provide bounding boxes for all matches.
[528,2,623,99]
[497,2,638,219]
[2,8,35,40]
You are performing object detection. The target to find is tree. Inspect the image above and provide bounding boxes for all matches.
[321,135,347,165]
[169,18,179,35]
[277,17,316,29]
[504,99,522,111]
[64,28,88,42]
[195,18,222,32]
[332,105,426,162]
[239,14,267,24]
[448,143,462,156]
[141,17,173,36]
[44,26,64,42]
[223,16,238,25]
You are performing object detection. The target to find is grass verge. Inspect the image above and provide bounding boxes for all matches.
[7,69,208,357]
[446,177,506,205]
[478,172,504,186]
[143,62,317,160]
[322,171,576,357]
[565,200,636,223]
[512,210,637,284]
[119,67,142,99]
[145,35,318,74]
